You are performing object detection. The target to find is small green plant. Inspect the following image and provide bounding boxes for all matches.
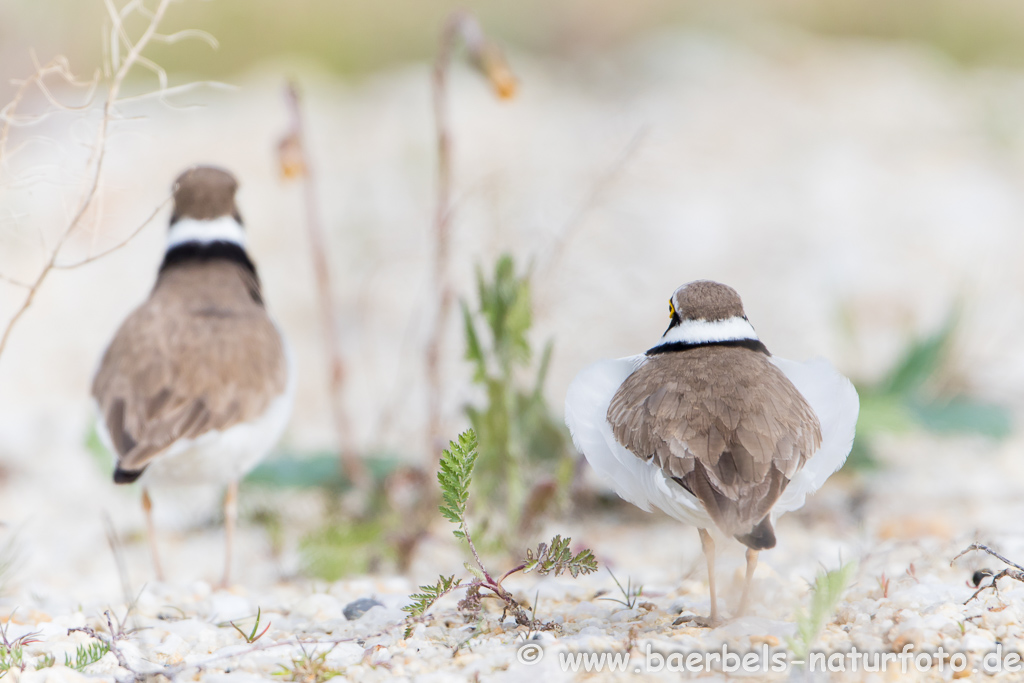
[789,562,856,662]
[403,430,597,635]
[849,314,1011,469]
[299,520,389,581]
[0,621,40,678]
[405,575,463,619]
[254,453,419,581]
[229,607,271,644]
[522,535,597,579]
[462,255,574,544]
[65,641,111,672]
[274,643,339,683]
[600,568,643,609]
[34,654,55,670]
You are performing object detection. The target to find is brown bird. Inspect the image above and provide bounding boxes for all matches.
[565,280,858,624]
[92,166,294,587]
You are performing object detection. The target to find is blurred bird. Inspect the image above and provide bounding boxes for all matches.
[92,166,294,587]
[565,280,858,624]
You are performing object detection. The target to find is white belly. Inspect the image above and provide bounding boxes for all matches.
[94,345,296,489]
[140,384,293,487]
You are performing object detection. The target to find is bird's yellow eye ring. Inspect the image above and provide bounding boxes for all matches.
[669,300,676,320]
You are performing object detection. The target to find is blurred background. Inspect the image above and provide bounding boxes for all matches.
[1,0,1024,610]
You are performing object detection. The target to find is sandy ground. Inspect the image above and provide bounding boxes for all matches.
[1,28,1024,681]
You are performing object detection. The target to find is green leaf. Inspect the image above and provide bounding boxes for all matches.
[881,316,956,396]
[855,393,915,435]
[299,520,388,581]
[462,300,487,382]
[911,397,1012,438]
[402,575,462,617]
[65,642,110,672]
[789,562,856,662]
[532,339,554,398]
[246,452,402,490]
[522,535,598,578]
[437,429,480,539]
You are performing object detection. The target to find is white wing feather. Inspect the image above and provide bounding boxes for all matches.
[564,355,713,528]
[565,353,859,530]
[770,356,859,518]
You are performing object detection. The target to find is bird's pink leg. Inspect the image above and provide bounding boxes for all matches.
[142,488,164,581]
[220,480,238,589]
[738,548,758,616]
[698,528,718,624]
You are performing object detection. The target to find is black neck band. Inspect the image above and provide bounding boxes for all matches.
[159,241,263,304]
[159,241,257,277]
[646,338,770,356]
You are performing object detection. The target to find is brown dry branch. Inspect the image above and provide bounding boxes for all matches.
[0,0,207,364]
[424,10,518,459]
[952,542,1024,604]
[69,623,396,681]
[52,194,173,270]
[278,81,369,491]
[68,611,141,683]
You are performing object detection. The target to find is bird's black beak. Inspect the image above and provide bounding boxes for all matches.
[662,312,681,337]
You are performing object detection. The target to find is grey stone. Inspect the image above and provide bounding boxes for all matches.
[344,597,384,621]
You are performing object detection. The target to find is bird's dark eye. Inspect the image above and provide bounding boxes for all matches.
[669,300,676,320]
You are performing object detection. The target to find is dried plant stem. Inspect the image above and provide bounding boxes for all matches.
[282,82,368,490]
[0,274,30,289]
[0,0,176,363]
[953,542,1024,603]
[535,125,649,283]
[423,14,458,459]
[53,195,172,270]
[102,514,139,634]
[424,10,515,458]
[68,610,139,683]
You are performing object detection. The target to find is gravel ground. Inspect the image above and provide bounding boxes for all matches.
[2,28,1024,682]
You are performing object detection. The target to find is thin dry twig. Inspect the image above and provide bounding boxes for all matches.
[424,10,517,458]
[68,605,395,680]
[278,81,369,490]
[535,125,649,283]
[53,194,172,269]
[952,542,1024,604]
[68,611,141,682]
[0,57,100,164]
[0,274,30,289]
[0,0,192,364]
[102,514,141,634]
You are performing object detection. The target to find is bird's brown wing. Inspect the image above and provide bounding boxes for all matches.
[91,262,288,475]
[607,346,821,543]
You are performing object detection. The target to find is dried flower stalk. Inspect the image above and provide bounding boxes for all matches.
[424,10,517,458]
[279,81,369,489]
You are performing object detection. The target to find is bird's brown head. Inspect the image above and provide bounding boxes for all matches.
[669,280,746,324]
[171,166,241,224]
[650,279,762,352]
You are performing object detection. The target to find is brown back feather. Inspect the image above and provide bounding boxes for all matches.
[92,261,288,473]
[607,346,821,542]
